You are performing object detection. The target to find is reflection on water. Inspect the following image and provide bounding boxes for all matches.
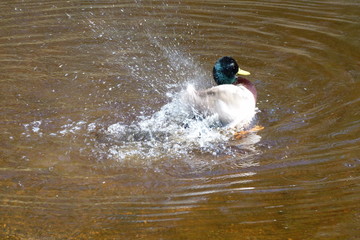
[1,0,359,239]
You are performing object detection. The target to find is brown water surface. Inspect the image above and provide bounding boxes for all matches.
[1,0,359,239]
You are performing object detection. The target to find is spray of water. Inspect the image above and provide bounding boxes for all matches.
[19,10,261,168]
[79,11,262,164]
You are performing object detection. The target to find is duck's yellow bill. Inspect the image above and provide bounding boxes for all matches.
[237,68,251,76]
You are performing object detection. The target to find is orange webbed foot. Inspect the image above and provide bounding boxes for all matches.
[233,125,264,139]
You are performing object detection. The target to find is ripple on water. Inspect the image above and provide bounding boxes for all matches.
[0,0,359,239]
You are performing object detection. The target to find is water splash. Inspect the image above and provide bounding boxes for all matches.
[43,10,262,165]
[95,87,261,163]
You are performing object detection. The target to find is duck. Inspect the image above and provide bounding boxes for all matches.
[184,56,258,131]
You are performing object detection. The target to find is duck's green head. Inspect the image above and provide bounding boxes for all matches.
[213,56,250,85]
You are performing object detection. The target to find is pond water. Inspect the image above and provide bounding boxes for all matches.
[1,0,359,239]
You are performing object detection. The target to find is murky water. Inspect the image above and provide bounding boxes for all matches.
[1,0,359,239]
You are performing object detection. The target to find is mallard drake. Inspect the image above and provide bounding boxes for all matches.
[185,56,258,130]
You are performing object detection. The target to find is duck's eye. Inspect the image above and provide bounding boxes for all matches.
[227,63,235,70]
[228,63,237,72]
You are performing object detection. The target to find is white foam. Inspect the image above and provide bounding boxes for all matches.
[100,89,251,162]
